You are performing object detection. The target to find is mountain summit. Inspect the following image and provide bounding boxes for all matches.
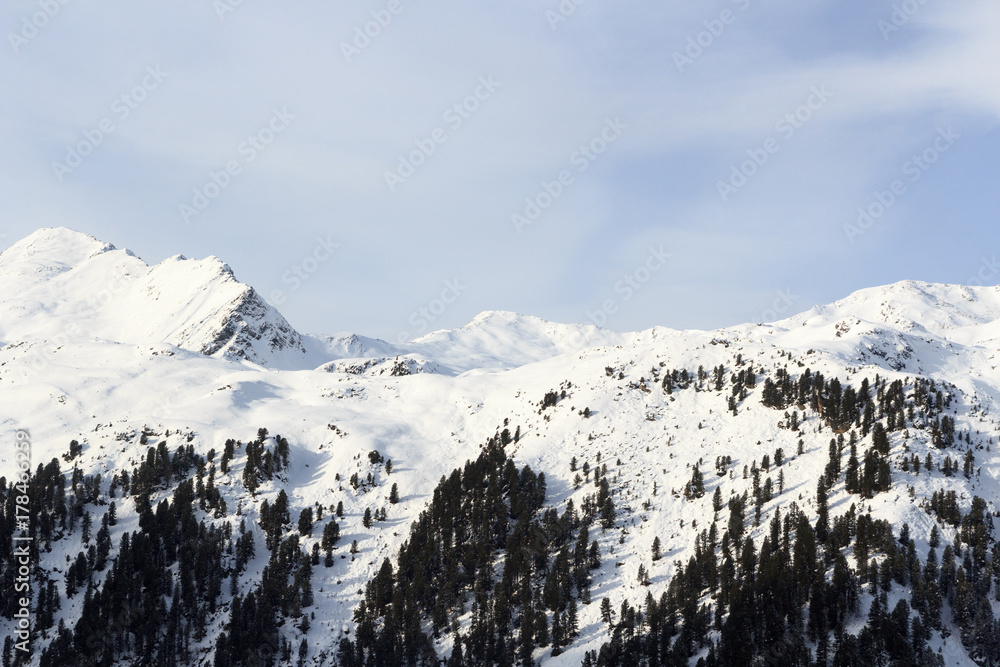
[0,227,307,367]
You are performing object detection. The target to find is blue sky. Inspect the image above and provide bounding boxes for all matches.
[2,0,998,341]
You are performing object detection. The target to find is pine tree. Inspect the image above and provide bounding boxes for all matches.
[685,464,705,499]
[600,597,615,628]
[872,422,889,455]
[816,475,829,543]
[534,605,550,648]
[826,438,841,482]
[598,479,615,529]
[298,508,314,536]
[220,439,234,474]
[297,639,308,667]
[589,541,601,569]
[550,612,564,655]
[242,453,259,495]
[567,599,579,638]
[728,496,745,543]
[81,510,92,543]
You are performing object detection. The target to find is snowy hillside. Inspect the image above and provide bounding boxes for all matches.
[1,229,999,667]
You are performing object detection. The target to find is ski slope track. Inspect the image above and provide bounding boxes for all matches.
[1,228,999,666]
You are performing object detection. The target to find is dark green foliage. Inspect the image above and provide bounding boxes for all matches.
[321,520,340,556]
[36,472,232,666]
[589,450,1000,667]
[684,464,705,500]
[64,439,84,462]
[338,426,607,665]
[220,438,234,474]
[298,507,313,536]
[541,390,560,409]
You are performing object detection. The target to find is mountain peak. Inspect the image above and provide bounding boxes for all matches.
[0,226,118,275]
[12,225,111,249]
[790,280,1000,336]
[402,309,629,374]
[0,227,311,368]
[463,310,555,330]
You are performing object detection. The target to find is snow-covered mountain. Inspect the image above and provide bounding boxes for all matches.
[0,228,630,376]
[1,228,998,667]
[0,228,309,368]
